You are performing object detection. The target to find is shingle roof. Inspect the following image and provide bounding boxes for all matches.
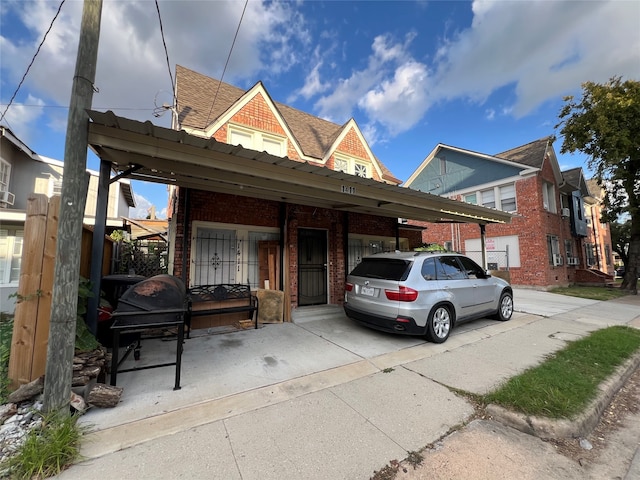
[175,65,400,183]
[494,137,551,168]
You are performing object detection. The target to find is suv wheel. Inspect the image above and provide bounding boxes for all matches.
[425,305,452,343]
[494,291,513,321]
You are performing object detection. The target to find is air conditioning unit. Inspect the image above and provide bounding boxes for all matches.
[561,207,570,218]
[0,191,15,206]
[567,257,579,266]
[553,254,563,266]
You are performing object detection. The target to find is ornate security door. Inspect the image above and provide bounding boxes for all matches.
[298,229,327,306]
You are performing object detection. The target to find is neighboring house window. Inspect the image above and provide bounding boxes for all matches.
[333,154,371,179]
[0,229,23,284]
[0,159,10,193]
[547,235,560,265]
[498,184,516,212]
[228,125,286,157]
[585,243,596,266]
[480,189,496,209]
[604,245,611,265]
[464,183,515,212]
[564,239,573,258]
[49,176,63,197]
[542,182,557,213]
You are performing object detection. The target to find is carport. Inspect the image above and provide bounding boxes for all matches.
[85,110,512,331]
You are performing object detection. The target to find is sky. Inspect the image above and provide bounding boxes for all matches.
[1,0,639,219]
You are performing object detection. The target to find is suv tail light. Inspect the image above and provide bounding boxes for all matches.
[385,286,418,302]
[345,282,354,292]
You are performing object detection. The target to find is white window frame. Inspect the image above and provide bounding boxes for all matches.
[0,159,10,193]
[228,125,286,157]
[542,182,557,213]
[334,153,371,179]
[0,229,23,285]
[464,183,516,212]
[347,234,408,273]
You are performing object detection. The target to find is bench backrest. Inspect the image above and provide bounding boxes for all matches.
[189,284,252,304]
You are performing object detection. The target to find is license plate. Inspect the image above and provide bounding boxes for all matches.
[361,286,375,296]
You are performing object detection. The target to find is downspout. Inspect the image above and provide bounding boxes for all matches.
[279,202,286,289]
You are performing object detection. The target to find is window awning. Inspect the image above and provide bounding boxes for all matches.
[87,110,513,225]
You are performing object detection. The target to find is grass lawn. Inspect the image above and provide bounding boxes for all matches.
[549,285,630,301]
[483,326,640,418]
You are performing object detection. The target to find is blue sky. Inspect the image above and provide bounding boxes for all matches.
[1,0,639,219]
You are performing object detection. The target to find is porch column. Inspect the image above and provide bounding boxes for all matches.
[479,224,487,269]
[87,158,111,335]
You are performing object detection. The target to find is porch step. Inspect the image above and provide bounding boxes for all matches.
[291,304,346,323]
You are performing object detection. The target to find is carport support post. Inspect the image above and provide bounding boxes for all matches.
[43,0,102,415]
[479,224,487,269]
[87,158,111,335]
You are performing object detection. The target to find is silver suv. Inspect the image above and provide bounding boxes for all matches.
[344,251,513,343]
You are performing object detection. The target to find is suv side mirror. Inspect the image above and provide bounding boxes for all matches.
[483,270,492,278]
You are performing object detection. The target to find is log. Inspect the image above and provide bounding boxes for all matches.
[87,383,123,408]
[7,376,44,403]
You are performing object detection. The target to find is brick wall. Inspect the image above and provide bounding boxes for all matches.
[415,164,582,288]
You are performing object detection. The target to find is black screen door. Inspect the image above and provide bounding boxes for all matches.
[298,229,327,306]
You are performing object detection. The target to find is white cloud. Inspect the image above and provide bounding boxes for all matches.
[433,0,640,117]
[129,193,167,220]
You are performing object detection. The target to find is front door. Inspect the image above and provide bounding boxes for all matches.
[298,229,327,306]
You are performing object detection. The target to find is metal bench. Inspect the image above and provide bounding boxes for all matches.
[187,283,259,336]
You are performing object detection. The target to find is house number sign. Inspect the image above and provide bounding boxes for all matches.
[341,185,356,194]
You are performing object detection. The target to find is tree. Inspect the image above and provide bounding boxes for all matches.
[556,77,640,293]
[610,220,631,268]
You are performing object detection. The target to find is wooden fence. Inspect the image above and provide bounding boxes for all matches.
[8,194,112,388]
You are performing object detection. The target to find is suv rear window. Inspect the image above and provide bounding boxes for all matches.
[349,258,411,281]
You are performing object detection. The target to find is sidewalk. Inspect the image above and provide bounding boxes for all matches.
[55,290,640,480]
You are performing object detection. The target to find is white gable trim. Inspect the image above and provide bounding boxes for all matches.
[197,82,307,161]
[323,119,384,179]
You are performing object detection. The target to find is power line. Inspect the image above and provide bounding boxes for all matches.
[206,0,248,126]
[0,0,66,124]
[154,0,175,116]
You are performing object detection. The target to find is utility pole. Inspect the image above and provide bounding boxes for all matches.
[43,0,103,415]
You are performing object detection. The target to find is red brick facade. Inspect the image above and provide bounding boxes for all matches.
[414,158,602,288]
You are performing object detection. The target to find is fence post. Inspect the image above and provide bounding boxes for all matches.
[8,195,58,387]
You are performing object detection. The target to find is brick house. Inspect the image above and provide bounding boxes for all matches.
[404,137,613,288]
[85,64,499,326]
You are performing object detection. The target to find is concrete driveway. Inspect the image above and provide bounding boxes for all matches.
[56,288,640,480]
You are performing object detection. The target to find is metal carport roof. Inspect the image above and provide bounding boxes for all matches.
[86,110,512,225]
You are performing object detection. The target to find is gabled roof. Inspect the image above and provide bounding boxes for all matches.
[495,136,563,184]
[404,143,538,188]
[175,65,400,184]
[560,167,590,197]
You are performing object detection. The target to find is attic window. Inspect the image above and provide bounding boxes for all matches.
[334,154,371,178]
[228,125,286,157]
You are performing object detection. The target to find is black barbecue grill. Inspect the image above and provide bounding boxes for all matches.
[109,274,188,390]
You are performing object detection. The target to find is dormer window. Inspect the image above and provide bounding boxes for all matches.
[228,125,286,157]
[334,154,371,178]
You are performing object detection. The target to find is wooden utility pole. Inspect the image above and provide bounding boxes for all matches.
[43,0,103,415]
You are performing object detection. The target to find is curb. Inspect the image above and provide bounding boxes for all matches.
[486,350,640,439]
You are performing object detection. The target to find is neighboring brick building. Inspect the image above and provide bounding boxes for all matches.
[404,138,613,289]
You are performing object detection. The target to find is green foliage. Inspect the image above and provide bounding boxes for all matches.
[556,76,640,292]
[0,314,13,403]
[1,412,86,479]
[109,229,126,242]
[484,326,640,418]
[414,243,447,252]
[548,285,629,301]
